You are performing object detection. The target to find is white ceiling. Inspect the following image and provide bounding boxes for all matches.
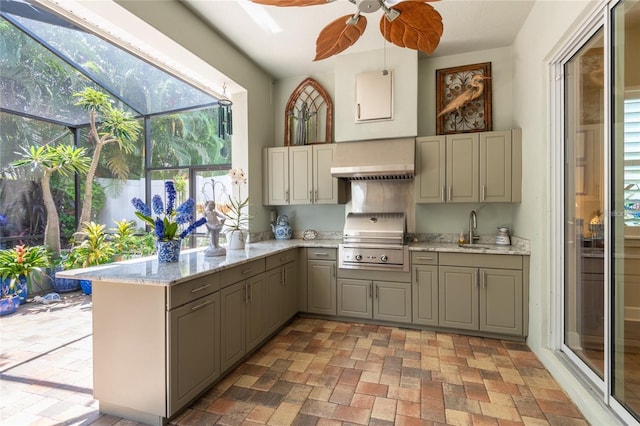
[183,0,536,80]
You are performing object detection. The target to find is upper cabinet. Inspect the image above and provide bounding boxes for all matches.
[416,129,522,204]
[263,145,347,206]
[355,70,393,122]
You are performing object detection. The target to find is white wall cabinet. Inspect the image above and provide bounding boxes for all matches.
[264,145,346,205]
[416,129,522,203]
[355,70,393,122]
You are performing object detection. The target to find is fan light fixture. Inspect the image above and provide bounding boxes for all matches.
[251,0,443,60]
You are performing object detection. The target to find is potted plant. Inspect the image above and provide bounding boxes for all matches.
[111,219,138,261]
[219,168,250,250]
[132,180,207,262]
[0,244,51,308]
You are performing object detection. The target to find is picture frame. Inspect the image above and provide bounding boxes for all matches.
[436,62,492,135]
[285,77,333,146]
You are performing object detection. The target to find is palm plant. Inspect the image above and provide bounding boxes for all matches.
[73,88,142,230]
[12,144,90,258]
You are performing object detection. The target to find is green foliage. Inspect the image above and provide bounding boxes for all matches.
[110,219,137,257]
[0,244,51,281]
[62,221,114,269]
[12,144,91,176]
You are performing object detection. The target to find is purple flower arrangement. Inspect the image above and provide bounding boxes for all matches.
[131,181,207,241]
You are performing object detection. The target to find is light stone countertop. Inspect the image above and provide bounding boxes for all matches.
[57,237,529,286]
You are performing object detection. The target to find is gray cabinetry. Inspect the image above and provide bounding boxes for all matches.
[220,259,266,372]
[411,252,439,326]
[307,248,337,315]
[337,269,412,324]
[265,249,298,334]
[264,146,346,206]
[438,253,526,337]
[168,291,220,414]
[416,129,522,204]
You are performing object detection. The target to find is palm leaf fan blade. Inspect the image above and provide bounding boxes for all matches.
[380,1,443,55]
[314,15,367,61]
[251,0,330,6]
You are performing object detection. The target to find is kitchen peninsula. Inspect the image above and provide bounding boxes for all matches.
[59,238,529,425]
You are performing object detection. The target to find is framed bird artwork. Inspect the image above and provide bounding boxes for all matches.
[436,62,493,135]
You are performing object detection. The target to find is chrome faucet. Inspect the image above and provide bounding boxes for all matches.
[468,210,479,244]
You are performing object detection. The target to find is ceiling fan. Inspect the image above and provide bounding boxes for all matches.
[251,0,443,61]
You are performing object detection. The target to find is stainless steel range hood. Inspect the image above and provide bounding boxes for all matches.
[330,138,415,180]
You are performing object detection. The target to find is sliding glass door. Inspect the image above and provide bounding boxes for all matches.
[612,0,640,417]
[562,0,640,421]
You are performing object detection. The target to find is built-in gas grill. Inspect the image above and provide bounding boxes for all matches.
[339,212,408,272]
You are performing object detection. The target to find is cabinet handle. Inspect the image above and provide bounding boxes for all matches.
[416,256,434,261]
[286,190,289,202]
[475,270,479,288]
[441,186,446,202]
[481,271,486,289]
[481,184,486,201]
[375,284,379,299]
[315,190,318,202]
[314,252,329,257]
[332,265,336,278]
[310,190,313,202]
[190,299,213,311]
[190,283,212,293]
[242,268,255,275]
[357,104,361,119]
[368,283,372,298]
[448,186,452,201]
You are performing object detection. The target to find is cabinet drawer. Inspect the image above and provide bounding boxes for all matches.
[439,253,522,270]
[411,252,438,265]
[168,273,220,310]
[220,259,265,287]
[266,249,298,270]
[307,248,337,260]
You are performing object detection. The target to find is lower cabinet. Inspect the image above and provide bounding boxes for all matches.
[438,253,525,336]
[220,274,267,372]
[337,279,412,323]
[168,291,220,414]
[412,261,439,327]
[307,249,337,315]
[265,250,298,335]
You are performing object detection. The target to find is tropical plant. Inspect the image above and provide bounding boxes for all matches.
[62,221,114,269]
[219,168,250,231]
[12,144,91,258]
[110,219,137,259]
[73,88,142,230]
[0,244,50,299]
[132,181,207,242]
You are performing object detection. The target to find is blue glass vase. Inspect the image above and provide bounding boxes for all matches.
[157,239,181,263]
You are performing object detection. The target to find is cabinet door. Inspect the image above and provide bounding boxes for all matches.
[265,267,284,335]
[412,264,439,326]
[168,292,220,416]
[282,261,298,320]
[220,281,246,372]
[416,136,447,203]
[480,268,523,335]
[374,281,412,324]
[355,70,392,121]
[480,131,512,202]
[439,266,478,330]
[266,147,289,205]
[289,146,313,205]
[446,133,479,203]
[245,274,267,351]
[307,259,336,315]
[313,144,339,204]
[337,278,372,319]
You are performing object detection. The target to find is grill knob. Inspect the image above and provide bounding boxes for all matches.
[380,255,388,262]
[355,254,363,261]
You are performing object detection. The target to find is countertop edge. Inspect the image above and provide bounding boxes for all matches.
[56,239,529,286]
